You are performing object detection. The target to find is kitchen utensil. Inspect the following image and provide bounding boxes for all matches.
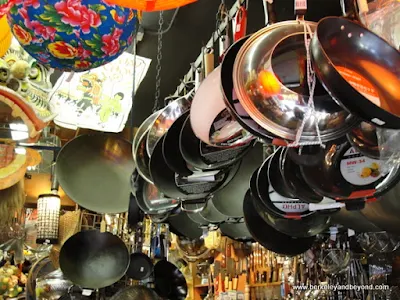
[56,134,134,214]
[154,259,188,300]
[59,230,130,289]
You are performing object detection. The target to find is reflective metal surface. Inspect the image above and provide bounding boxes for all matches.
[362,182,400,234]
[132,110,161,156]
[146,94,193,156]
[330,208,382,233]
[233,21,358,141]
[134,131,153,184]
[56,134,134,214]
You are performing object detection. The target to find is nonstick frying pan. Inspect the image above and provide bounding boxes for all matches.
[126,252,153,281]
[267,147,295,199]
[180,115,252,171]
[163,111,193,177]
[132,170,179,215]
[154,259,188,300]
[300,140,400,201]
[279,148,323,203]
[168,211,203,240]
[219,221,252,242]
[243,189,315,256]
[59,230,130,289]
[151,134,234,200]
[251,168,330,238]
[56,134,134,214]
[212,143,264,218]
[311,16,400,128]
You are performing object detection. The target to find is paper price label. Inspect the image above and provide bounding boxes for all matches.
[295,0,307,10]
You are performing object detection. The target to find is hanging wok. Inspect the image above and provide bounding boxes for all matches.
[133,111,161,155]
[56,134,134,214]
[59,230,130,289]
[168,211,203,240]
[154,260,188,300]
[330,207,382,233]
[110,286,159,300]
[310,16,400,129]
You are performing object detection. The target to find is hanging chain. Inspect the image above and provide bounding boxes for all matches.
[152,11,164,112]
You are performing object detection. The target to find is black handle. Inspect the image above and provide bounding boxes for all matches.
[267,2,277,25]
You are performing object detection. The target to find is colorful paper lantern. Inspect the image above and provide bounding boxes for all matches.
[7,0,139,71]
[103,0,197,11]
[0,0,15,17]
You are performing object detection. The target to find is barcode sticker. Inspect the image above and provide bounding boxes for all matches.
[295,0,307,10]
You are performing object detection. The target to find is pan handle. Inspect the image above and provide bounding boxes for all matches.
[180,199,208,213]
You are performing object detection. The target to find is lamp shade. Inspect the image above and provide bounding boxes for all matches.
[36,193,61,244]
[0,0,14,17]
[0,15,11,57]
[103,0,197,11]
[7,0,139,71]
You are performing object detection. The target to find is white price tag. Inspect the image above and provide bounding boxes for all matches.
[348,228,356,237]
[295,0,307,11]
[82,289,93,296]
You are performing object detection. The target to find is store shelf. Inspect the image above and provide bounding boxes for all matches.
[250,282,281,287]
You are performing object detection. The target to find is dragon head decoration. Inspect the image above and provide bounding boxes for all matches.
[0,37,55,140]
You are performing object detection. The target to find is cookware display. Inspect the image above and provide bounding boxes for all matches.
[232,20,359,142]
[147,92,193,156]
[168,210,204,240]
[299,140,400,201]
[126,227,153,281]
[311,16,400,129]
[219,221,252,242]
[56,134,134,214]
[59,230,130,289]
[212,143,264,218]
[252,166,331,238]
[180,114,253,171]
[243,189,316,256]
[134,130,154,184]
[132,111,161,156]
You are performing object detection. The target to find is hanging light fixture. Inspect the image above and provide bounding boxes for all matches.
[36,160,60,244]
[104,0,197,11]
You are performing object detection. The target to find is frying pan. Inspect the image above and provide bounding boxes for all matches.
[189,195,227,224]
[59,230,130,289]
[180,115,252,171]
[310,16,400,128]
[134,130,153,184]
[300,140,400,201]
[128,192,144,229]
[212,143,264,218]
[190,66,253,148]
[168,211,203,240]
[150,134,234,200]
[163,111,193,177]
[219,221,252,242]
[251,168,330,238]
[279,148,323,203]
[154,259,188,300]
[267,147,295,199]
[133,111,161,155]
[131,170,179,215]
[220,35,276,142]
[56,134,134,214]
[126,227,153,281]
[243,189,315,256]
[147,93,193,156]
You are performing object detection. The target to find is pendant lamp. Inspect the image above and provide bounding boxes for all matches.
[0,0,14,17]
[104,0,197,11]
[7,0,139,72]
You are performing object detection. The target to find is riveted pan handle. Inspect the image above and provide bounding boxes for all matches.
[180,198,208,213]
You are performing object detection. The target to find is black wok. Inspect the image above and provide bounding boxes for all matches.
[154,259,188,300]
[56,134,134,214]
[59,230,130,289]
[311,16,400,128]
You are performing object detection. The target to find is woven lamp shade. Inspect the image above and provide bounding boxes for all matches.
[0,16,11,57]
[105,0,197,11]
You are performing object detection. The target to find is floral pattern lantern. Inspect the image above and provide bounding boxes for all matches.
[105,0,197,11]
[7,0,139,72]
[0,0,15,17]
